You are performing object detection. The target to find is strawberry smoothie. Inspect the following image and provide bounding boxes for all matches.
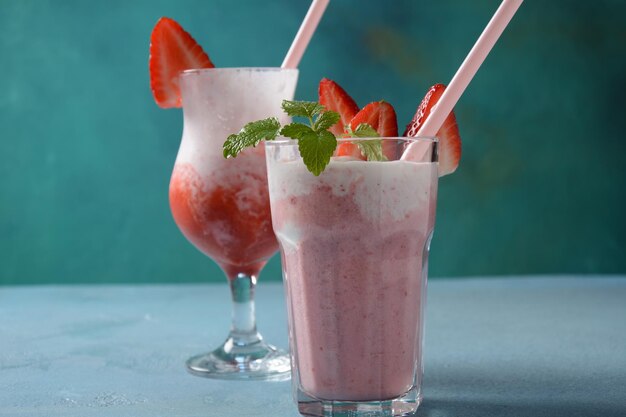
[148,17,304,380]
[267,144,438,402]
[169,68,298,278]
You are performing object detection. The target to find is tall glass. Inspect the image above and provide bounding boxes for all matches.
[170,68,298,380]
[266,137,438,415]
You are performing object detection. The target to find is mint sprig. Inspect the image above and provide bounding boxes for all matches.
[223,117,281,158]
[278,100,338,175]
[222,100,383,176]
[281,100,325,119]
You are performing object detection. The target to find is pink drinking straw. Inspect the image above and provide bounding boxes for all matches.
[414,0,524,138]
[282,0,330,69]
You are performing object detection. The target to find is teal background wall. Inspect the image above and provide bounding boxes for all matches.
[1,0,625,285]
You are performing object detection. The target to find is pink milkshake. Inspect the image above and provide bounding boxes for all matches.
[266,138,438,411]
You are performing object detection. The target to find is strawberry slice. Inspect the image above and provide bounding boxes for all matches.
[349,101,398,136]
[404,84,462,176]
[318,78,360,136]
[149,17,214,108]
[336,140,366,159]
[337,101,399,159]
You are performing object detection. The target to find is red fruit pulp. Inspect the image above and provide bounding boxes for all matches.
[169,163,278,278]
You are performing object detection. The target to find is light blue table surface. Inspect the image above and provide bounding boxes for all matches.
[1,276,625,417]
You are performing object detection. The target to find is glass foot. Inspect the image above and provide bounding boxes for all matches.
[186,335,291,381]
[296,385,422,417]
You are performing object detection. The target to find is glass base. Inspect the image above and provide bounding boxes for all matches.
[186,335,291,381]
[296,385,422,417]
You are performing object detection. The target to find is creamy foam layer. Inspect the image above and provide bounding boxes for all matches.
[269,158,437,223]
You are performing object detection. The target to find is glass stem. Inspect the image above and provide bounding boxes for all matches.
[228,273,263,347]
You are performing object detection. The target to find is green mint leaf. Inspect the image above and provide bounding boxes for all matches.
[298,130,337,176]
[223,117,281,158]
[344,123,386,161]
[357,140,387,161]
[313,110,341,132]
[282,100,325,119]
[280,123,314,140]
[351,123,380,138]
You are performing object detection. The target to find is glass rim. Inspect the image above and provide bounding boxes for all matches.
[181,67,299,77]
[266,136,438,146]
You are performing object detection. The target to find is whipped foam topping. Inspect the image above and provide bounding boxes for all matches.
[268,159,437,222]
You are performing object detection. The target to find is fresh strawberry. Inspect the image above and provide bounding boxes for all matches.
[149,17,214,108]
[336,140,366,159]
[404,84,462,176]
[318,78,360,136]
[349,101,398,136]
[337,101,399,159]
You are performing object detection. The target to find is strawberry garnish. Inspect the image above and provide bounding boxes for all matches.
[404,84,462,176]
[349,101,398,136]
[337,101,399,159]
[336,140,366,159]
[149,17,214,108]
[318,78,360,136]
